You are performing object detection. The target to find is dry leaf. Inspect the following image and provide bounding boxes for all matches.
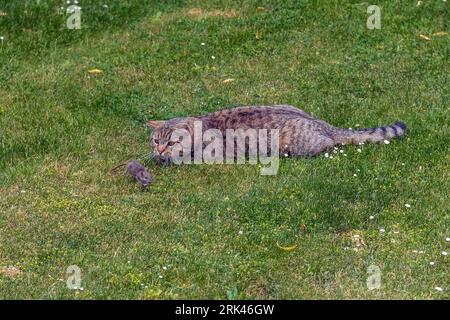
[209,10,237,18]
[187,8,237,19]
[0,266,22,278]
[276,241,297,251]
[433,31,448,36]
[222,78,235,83]
[419,34,431,41]
[345,230,366,251]
[88,68,104,74]
[255,32,262,39]
[187,8,203,18]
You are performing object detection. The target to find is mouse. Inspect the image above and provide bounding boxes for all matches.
[111,160,153,189]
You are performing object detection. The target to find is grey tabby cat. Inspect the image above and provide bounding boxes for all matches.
[148,105,407,163]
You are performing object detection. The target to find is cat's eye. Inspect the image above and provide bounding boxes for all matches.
[154,139,159,144]
[167,141,176,146]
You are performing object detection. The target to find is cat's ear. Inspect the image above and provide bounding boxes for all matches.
[147,120,164,128]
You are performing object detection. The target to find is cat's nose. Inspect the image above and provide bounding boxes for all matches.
[156,145,166,154]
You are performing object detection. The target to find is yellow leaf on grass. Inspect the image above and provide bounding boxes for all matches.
[88,68,104,74]
[276,241,297,251]
[433,31,448,36]
[419,34,431,41]
[222,78,235,83]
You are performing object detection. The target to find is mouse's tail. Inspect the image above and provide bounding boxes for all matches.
[110,163,127,174]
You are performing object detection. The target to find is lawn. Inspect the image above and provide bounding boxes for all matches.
[0,0,448,299]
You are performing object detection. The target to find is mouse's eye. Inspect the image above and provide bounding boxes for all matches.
[154,139,159,144]
[167,141,176,146]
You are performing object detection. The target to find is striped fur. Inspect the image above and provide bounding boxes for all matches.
[332,121,408,145]
[148,105,408,160]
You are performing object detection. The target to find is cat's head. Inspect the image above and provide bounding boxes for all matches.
[147,118,193,164]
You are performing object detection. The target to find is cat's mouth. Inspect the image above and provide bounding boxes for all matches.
[154,154,173,166]
[149,150,173,166]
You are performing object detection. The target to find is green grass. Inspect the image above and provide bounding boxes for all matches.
[0,0,449,299]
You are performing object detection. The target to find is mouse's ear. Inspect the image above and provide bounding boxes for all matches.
[147,120,165,128]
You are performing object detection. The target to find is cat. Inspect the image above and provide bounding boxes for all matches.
[148,105,407,164]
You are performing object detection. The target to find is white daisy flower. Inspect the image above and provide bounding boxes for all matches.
[405,203,411,208]
[434,287,443,292]
[442,251,448,256]
[384,140,390,144]
[379,228,385,233]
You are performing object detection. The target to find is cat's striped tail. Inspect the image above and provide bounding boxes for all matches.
[333,121,407,145]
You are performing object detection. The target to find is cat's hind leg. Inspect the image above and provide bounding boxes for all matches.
[307,136,335,156]
[287,135,334,157]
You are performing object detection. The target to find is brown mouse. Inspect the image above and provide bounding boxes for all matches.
[111,160,153,188]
